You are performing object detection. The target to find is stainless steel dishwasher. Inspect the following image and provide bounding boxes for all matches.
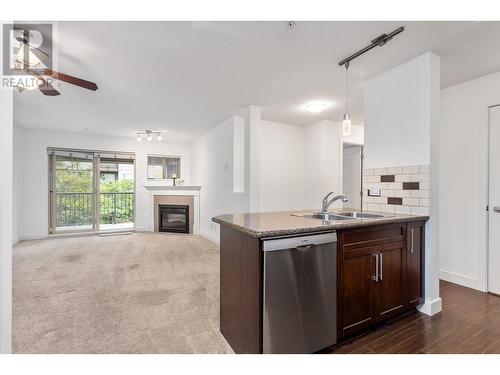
[262,232,337,354]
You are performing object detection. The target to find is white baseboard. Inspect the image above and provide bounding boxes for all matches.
[440,269,483,291]
[201,231,220,245]
[418,297,442,316]
[193,225,200,235]
[18,234,48,241]
[134,228,151,232]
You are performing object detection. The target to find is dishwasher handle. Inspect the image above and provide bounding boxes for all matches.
[263,232,337,252]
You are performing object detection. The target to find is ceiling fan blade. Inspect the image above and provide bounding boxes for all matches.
[38,78,60,96]
[29,46,50,63]
[43,69,98,91]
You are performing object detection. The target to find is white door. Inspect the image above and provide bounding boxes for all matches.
[489,105,500,294]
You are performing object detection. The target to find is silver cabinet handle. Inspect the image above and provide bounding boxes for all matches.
[411,228,414,254]
[379,252,383,281]
[494,207,500,213]
[372,253,379,281]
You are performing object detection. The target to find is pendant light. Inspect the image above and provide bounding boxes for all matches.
[342,61,352,136]
[337,27,405,137]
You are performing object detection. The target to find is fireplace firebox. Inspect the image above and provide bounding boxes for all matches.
[158,204,190,233]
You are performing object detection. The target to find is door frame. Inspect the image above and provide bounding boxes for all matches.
[48,147,137,235]
[341,142,364,210]
[487,104,500,294]
[48,151,97,234]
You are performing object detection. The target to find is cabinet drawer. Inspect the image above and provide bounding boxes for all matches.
[342,223,405,250]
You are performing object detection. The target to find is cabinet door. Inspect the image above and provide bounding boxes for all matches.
[339,245,377,337]
[373,241,405,321]
[406,222,424,307]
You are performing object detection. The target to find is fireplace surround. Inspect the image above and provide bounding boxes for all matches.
[144,185,200,234]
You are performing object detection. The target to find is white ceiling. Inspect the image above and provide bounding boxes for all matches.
[13,21,500,142]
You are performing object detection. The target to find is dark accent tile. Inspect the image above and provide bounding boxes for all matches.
[387,197,403,205]
[381,175,395,182]
[403,182,420,190]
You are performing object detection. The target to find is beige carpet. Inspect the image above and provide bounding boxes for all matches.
[13,233,234,354]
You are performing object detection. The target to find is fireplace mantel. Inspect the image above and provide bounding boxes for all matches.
[143,185,201,192]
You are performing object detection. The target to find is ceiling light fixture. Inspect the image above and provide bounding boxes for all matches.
[303,100,330,113]
[136,130,164,142]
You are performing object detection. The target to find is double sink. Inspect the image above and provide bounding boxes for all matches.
[293,211,385,222]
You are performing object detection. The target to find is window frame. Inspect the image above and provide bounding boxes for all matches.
[147,154,181,180]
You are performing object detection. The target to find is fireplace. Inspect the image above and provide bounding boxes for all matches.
[158,204,190,233]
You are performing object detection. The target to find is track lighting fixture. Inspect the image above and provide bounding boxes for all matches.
[136,130,164,142]
[338,26,405,137]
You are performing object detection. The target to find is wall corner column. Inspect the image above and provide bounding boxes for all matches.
[0,21,14,354]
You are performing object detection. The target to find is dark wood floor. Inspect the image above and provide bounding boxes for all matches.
[332,280,500,354]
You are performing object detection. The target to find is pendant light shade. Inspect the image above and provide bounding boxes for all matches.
[342,114,352,136]
[342,62,352,136]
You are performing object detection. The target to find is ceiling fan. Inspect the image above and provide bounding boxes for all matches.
[13,28,98,96]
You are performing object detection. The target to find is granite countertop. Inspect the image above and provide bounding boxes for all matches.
[212,209,429,239]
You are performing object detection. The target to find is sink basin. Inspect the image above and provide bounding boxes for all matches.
[340,212,384,219]
[293,213,355,221]
[293,211,385,221]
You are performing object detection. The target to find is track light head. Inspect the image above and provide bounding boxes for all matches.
[136,130,164,142]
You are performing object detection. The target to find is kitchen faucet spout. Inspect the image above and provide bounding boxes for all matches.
[322,193,348,213]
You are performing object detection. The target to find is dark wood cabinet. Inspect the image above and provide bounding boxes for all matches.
[340,245,377,336]
[373,241,405,321]
[338,221,424,340]
[406,221,425,308]
[218,217,427,352]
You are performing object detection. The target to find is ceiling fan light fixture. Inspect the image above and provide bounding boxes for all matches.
[157,133,163,141]
[136,133,142,142]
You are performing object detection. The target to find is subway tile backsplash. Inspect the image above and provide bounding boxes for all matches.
[363,164,430,216]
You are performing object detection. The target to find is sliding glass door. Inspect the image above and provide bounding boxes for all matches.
[98,156,135,231]
[49,149,135,234]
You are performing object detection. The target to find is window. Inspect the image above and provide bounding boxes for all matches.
[147,155,181,179]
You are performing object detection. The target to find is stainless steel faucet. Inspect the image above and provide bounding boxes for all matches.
[322,192,348,213]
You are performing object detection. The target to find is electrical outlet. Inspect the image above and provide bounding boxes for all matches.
[368,186,381,197]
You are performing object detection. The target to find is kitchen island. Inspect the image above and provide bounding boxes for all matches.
[213,210,428,354]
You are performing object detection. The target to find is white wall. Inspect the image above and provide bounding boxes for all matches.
[190,116,250,241]
[364,52,442,316]
[259,120,305,211]
[16,127,191,239]
[259,119,360,212]
[364,54,432,169]
[440,71,500,291]
[343,124,364,146]
[190,110,364,239]
[13,126,23,244]
[0,23,13,352]
[304,120,344,209]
